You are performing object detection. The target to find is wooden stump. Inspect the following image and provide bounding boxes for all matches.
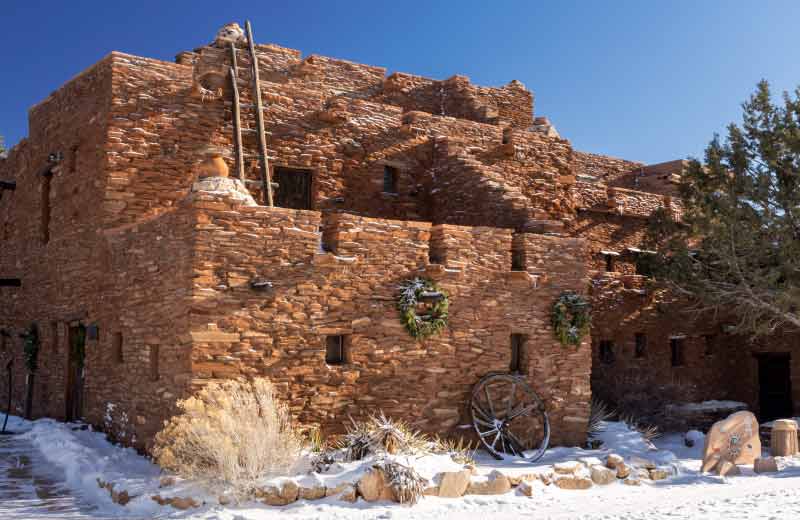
[770,419,798,457]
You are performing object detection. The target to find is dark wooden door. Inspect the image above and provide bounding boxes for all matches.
[65,325,86,422]
[758,354,793,422]
[274,167,313,209]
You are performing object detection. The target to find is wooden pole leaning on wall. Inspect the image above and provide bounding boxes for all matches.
[229,44,244,180]
[245,20,274,207]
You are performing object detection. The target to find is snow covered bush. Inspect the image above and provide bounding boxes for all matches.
[378,459,426,505]
[338,413,430,461]
[152,378,304,494]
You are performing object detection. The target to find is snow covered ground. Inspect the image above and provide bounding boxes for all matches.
[2,416,800,519]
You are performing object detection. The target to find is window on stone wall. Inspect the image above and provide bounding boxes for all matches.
[113,332,124,364]
[41,170,53,244]
[603,253,617,272]
[0,279,21,287]
[599,340,615,364]
[511,249,525,271]
[149,345,159,380]
[704,334,715,357]
[383,166,398,194]
[634,333,646,358]
[670,337,685,367]
[510,334,527,373]
[325,335,347,365]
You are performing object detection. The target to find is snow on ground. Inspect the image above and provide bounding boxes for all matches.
[2,416,800,519]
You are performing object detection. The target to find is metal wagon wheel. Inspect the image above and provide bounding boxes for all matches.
[470,373,550,461]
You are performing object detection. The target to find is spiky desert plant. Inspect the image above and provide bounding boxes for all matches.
[338,416,372,462]
[378,460,426,505]
[620,412,661,446]
[588,397,615,436]
[432,435,476,465]
[338,413,431,461]
[152,378,304,495]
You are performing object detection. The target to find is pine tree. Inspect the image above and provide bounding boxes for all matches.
[645,81,800,336]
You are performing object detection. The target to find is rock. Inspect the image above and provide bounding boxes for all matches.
[423,485,439,496]
[590,465,616,485]
[111,489,130,505]
[649,467,671,481]
[518,480,535,497]
[770,419,798,457]
[437,470,472,498]
[622,477,641,486]
[466,470,512,495]
[578,456,604,468]
[190,177,258,207]
[605,453,624,469]
[298,483,326,500]
[218,494,232,505]
[635,468,651,480]
[325,482,357,503]
[259,480,299,506]
[158,476,176,488]
[702,411,761,473]
[615,462,631,479]
[538,472,554,486]
[553,474,593,490]
[358,467,394,502]
[169,497,199,510]
[554,461,582,474]
[754,456,779,474]
[214,22,245,46]
[630,456,656,470]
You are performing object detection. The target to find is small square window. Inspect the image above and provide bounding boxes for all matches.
[670,337,685,367]
[510,334,527,373]
[0,278,21,287]
[383,166,398,194]
[599,340,615,364]
[511,249,525,271]
[326,335,347,365]
[634,333,646,358]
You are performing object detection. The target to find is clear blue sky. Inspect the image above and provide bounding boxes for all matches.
[2,1,799,164]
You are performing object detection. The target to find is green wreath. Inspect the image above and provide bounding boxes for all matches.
[397,278,449,339]
[551,292,591,346]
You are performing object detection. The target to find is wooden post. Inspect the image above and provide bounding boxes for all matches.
[770,419,798,456]
[229,50,245,180]
[245,20,273,207]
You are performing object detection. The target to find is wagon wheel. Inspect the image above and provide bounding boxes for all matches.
[470,373,550,461]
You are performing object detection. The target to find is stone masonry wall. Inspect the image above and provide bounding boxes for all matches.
[185,191,591,446]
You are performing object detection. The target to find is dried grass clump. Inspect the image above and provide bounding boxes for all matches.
[338,413,431,461]
[378,460,426,505]
[152,378,304,494]
[432,436,476,465]
[620,412,661,446]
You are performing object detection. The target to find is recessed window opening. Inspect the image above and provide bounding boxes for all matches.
[634,333,646,358]
[113,332,124,364]
[149,345,159,381]
[599,340,615,364]
[511,249,525,271]
[670,337,685,367]
[41,171,52,244]
[326,335,347,365]
[0,278,21,287]
[704,334,715,357]
[605,254,615,272]
[510,334,527,373]
[383,165,398,194]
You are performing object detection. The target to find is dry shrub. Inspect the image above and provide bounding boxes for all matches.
[338,413,430,461]
[432,435,476,465]
[378,460,426,505]
[152,378,304,493]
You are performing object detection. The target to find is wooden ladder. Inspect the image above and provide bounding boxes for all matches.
[228,20,274,207]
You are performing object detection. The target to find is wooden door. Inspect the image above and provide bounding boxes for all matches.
[758,353,793,422]
[274,167,313,209]
[65,325,86,422]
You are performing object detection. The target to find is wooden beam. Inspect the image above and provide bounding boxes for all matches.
[245,20,274,207]
[229,45,245,181]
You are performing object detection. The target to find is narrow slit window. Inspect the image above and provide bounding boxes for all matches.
[605,254,615,272]
[511,249,525,271]
[599,340,615,364]
[383,166,398,194]
[149,345,159,380]
[634,333,646,358]
[325,335,346,365]
[0,278,21,287]
[113,332,124,364]
[670,337,685,367]
[41,171,52,244]
[510,334,526,373]
[704,334,715,357]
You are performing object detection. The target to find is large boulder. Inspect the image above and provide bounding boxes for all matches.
[436,470,472,498]
[358,467,395,502]
[590,465,616,485]
[701,411,761,473]
[466,470,512,495]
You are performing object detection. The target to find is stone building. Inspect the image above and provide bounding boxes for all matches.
[0,25,793,451]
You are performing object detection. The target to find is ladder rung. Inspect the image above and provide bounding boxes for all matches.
[239,103,269,110]
[241,128,272,135]
[242,154,279,160]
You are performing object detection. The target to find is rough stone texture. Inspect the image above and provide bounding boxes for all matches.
[325,482,357,502]
[357,468,395,502]
[554,461,582,474]
[553,473,593,490]
[465,470,511,495]
[702,411,761,473]
[590,465,616,485]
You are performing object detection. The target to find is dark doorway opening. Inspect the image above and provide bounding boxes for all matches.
[274,167,313,210]
[65,324,86,422]
[757,353,793,422]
